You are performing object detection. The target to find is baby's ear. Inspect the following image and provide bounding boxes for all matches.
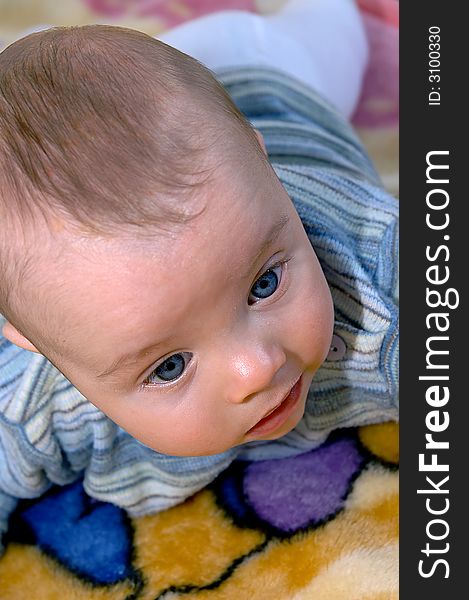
[254,129,267,155]
[2,321,40,353]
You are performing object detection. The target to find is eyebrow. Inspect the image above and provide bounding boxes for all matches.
[241,212,290,279]
[96,341,168,380]
[97,213,290,381]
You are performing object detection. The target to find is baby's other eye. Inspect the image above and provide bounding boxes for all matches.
[144,352,192,385]
[248,263,282,304]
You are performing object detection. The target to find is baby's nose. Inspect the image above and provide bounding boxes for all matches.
[226,343,287,404]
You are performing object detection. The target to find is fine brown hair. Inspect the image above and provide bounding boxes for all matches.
[0,25,268,339]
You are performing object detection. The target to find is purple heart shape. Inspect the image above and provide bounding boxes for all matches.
[243,436,364,533]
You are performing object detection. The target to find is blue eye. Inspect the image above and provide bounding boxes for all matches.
[146,352,192,384]
[249,264,282,303]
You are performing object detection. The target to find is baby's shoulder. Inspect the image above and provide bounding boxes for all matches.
[218,66,381,187]
[273,161,398,307]
[0,319,34,417]
[0,327,94,457]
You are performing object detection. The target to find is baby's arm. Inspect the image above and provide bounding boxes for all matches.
[0,344,87,555]
[0,408,57,556]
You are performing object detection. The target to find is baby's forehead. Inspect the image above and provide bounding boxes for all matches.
[27,159,281,272]
[60,164,287,276]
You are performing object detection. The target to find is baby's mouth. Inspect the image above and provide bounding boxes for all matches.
[246,375,303,437]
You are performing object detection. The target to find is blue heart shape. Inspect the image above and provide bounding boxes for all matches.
[16,479,133,584]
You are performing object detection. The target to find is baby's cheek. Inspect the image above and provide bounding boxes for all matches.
[290,272,334,367]
[124,417,203,456]
[139,406,235,456]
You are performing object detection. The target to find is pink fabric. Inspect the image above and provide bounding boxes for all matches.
[352,4,399,127]
[357,0,399,26]
[352,0,398,195]
[82,0,256,25]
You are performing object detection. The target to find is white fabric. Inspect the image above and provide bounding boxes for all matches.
[157,0,368,119]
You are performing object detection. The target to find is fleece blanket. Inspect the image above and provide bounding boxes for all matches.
[0,1,399,598]
[0,423,398,599]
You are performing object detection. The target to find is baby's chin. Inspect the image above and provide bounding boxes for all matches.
[141,415,303,456]
[142,433,247,458]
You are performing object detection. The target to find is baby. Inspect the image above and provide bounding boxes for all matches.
[0,0,398,551]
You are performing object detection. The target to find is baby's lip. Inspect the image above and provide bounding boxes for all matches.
[257,374,303,423]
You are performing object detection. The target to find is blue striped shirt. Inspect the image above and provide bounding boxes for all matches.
[0,67,398,550]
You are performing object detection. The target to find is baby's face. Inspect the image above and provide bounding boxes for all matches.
[23,164,334,456]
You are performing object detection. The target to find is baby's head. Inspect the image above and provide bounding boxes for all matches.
[0,25,334,456]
